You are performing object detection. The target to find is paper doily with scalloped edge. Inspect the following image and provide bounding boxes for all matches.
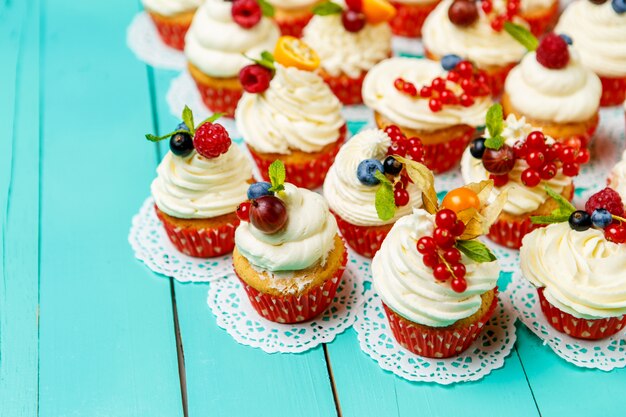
[507,270,626,371]
[206,253,367,353]
[353,262,518,384]
[129,197,234,282]
[126,12,186,71]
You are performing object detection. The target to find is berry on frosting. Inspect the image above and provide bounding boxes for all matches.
[447,0,479,26]
[536,33,570,69]
[441,54,462,71]
[482,145,516,175]
[605,223,626,243]
[239,64,273,94]
[342,9,367,32]
[357,159,385,185]
[383,156,403,176]
[442,188,480,213]
[193,122,231,159]
[169,130,194,157]
[568,210,592,231]
[559,33,573,45]
[249,195,288,234]
[236,201,252,222]
[585,187,626,217]
[612,0,626,13]
[589,0,608,4]
[247,181,274,199]
[312,0,394,32]
[231,0,263,29]
[591,208,613,228]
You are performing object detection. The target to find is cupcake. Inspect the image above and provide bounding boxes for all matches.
[461,107,590,249]
[502,31,602,145]
[373,181,505,358]
[146,108,253,258]
[555,0,626,107]
[142,0,202,50]
[302,0,394,104]
[235,37,346,189]
[422,0,528,96]
[389,0,441,38]
[519,0,558,35]
[521,188,626,340]
[363,56,493,173]
[267,0,319,37]
[184,0,280,117]
[234,161,347,323]
[324,127,430,257]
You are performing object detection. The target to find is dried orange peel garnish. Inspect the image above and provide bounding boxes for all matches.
[273,36,320,71]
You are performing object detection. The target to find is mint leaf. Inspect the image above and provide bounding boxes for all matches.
[268,160,286,192]
[261,51,275,64]
[484,135,505,150]
[530,187,576,224]
[484,104,505,150]
[258,0,275,16]
[145,129,190,142]
[182,105,195,133]
[196,113,224,129]
[455,240,497,263]
[544,186,576,213]
[375,181,395,221]
[243,52,275,71]
[374,170,391,185]
[312,1,343,15]
[530,213,571,224]
[504,22,539,51]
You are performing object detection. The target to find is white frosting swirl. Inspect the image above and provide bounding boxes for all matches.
[556,1,626,78]
[521,223,626,319]
[520,0,556,13]
[236,64,345,154]
[461,115,571,216]
[323,129,423,226]
[184,0,280,78]
[266,0,317,9]
[151,145,253,219]
[373,209,500,327]
[504,49,602,123]
[363,57,492,131]
[422,0,527,67]
[302,14,392,78]
[235,183,338,271]
[142,0,202,16]
[609,150,626,202]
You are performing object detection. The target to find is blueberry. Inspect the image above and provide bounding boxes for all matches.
[469,137,487,159]
[559,34,573,45]
[591,208,613,228]
[441,54,462,71]
[169,132,194,156]
[176,122,190,132]
[569,210,592,231]
[612,0,626,13]
[357,159,384,186]
[383,156,403,176]
[247,182,273,199]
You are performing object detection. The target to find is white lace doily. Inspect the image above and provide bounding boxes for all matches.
[126,12,186,70]
[206,253,367,353]
[354,287,518,384]
[129,197,233,282]
[507,271,626,371]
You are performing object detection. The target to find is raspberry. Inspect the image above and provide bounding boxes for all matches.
[536,33,570,69]
[231,0,262,29]
[239,65,272,94]
[585,187,625,217]
[193,122,231,159]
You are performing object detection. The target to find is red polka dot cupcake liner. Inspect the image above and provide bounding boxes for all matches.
[332,213,392,258]
[599,75,626,107]
[389,1,440,38]
[382,289,498,358]
[275,13,313,38]
[522,1,559,36]
[487,215,542,250]
[246,127,346,190]
[155,206,238,258]
[191,78,242,118]
[320,71,367,105]
[148,13,191,51]
[236,248,347,323]
[422,126,475,173]
[537,288,626,340]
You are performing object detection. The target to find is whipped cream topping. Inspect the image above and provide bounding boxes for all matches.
[236,64,345,154]
[323,129,423,226]
[373,209,500,327]
[235,183,338,272]
[302,14,392,78]
[609,150,626,202]
[363,57,492,131]
[505,49,602,123]
[520,0,556,13]
[184,0,280,78]
[142,0,202,16]
[151,145,253,219]
[521,223,626,319]
[266,0,318,9]
[461,115,571,216]
[422,0,527,67]
[556,0,626,78]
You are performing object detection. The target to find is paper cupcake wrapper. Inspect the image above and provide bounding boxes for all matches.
[389,0,440,38]
[155,206,237,258]
[522,1,559,36]
[332,213,392,258]
[236,248,348,323]
[537,288,626,340]
[599,75,626,107]
[487,215,541,250]
[423,126,475,173]
[382,289,499,358]
[147,12,191,51]
[190,76,242,118]
[320,71,367,106]
[275,12,313,38]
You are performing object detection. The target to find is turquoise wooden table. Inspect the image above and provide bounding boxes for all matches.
[1,0,625,416]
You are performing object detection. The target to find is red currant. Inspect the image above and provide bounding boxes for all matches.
[562,162,580,177]
[447,71,461,83]
[394,78,405,91]
[451,221,466,237]
[423,253,440,268]
[457,61,473,78]
[481,0,493,13]
[490,16,504,32]
[417,236,437,254]
[429,98,443,112]
[460,94,474,107]
[236,201,251,222]
[539,162,557,180]
[389,140,407,157]
[394,188,410,206]
[443,248,461,263]
[408,144,424,162]
[605,224,626,243]
[526,131,546,150]
[440,90,458,104]
[513,142,527,159]
[545,142,563,161]
[403,82,418,97]
[489,173,509,187]
[436,209,458,229]
[420,86,432,98]
[432,77,446,92]
[577,148,590,164]
[451,277,468,293]
[384,125,403,138]
[565,136,582,150]
[526,151,545,169]
[434,264,451,281]
[521,168,541,187]
[341,9,366,32]
[559,147,577,163]
[433,227,455,249]
[451,263,466,279]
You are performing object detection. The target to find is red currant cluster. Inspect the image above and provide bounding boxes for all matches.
[480,0,520,32]
[416,209,469,293]
[382,126,425,207]
[393,61,490,112]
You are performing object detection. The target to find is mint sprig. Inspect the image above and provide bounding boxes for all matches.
[244,51,276,72]
[145,106,222,142]
[455,240,497,263]
[484,104,505,150]
[268,160,286,193]
[258,0,275,17]
[374,171,396,221]
[312,1,343,15]
[531,186,576,224]
[182,105,195,132]
[504,22,539,52]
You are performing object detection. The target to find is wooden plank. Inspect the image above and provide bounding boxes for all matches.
[37,1,183,415]
[0,1,40,416]
[149,68,340,417]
